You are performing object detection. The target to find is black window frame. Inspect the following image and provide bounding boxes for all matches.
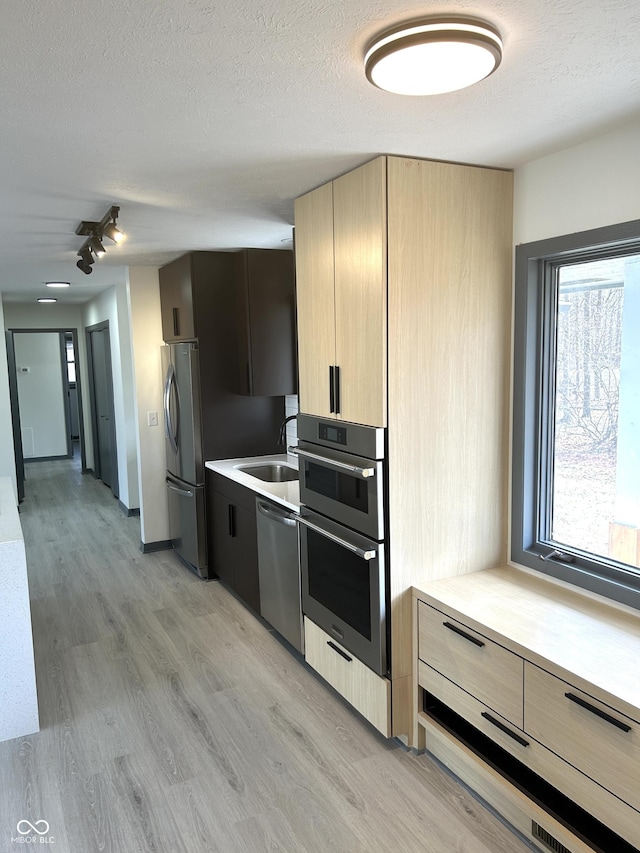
[512,218,640,611]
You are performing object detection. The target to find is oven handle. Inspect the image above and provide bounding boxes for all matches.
[293,447,376,479]
[297,516,377,560]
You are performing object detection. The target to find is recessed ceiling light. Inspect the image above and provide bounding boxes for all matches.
[45,281,70,288]
[37,297,57,304]
[365,17,503,96]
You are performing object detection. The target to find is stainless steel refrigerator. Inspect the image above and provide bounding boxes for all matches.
[162,342,207,577]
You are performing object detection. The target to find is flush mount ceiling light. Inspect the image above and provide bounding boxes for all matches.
[364,16,503,96]
[45,281,70,288]
[37,297,57,303]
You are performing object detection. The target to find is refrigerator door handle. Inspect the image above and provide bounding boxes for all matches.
[163,363,179,455]
[166,478,194,498]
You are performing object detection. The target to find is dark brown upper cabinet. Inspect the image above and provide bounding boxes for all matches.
[159,252,197,342]
[235,248,296,397]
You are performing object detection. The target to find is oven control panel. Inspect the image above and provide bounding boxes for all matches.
[318,423,347,445]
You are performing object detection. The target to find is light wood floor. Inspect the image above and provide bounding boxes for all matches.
[0,456,534,852]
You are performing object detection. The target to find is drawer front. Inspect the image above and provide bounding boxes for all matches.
[304,618,391,736]
[418,602,523,726]
[525,662,640,813]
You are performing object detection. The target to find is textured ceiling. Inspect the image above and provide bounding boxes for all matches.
[1,0,640,303]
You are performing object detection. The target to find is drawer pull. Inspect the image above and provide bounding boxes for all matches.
[564,692,631,733]
[481,712,530,747]
[327,641,352,663]
[443,621,485,648]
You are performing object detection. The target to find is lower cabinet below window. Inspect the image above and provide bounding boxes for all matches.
[304,618,391,737]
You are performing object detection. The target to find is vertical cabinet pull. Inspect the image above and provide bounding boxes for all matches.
[172,306,180,338]
[334,365,341,414]
[329,365,335,413]
[228,504,236,537]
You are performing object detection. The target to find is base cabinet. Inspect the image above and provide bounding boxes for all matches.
[414,569,640,853]
[304,618,391,737]
[207,471,260,614]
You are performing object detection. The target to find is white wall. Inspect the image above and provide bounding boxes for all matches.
[0,300,17,499]
[127,267,169,545]
[14,332,67,458]
[514,118,640,244]
[82,282,139,510]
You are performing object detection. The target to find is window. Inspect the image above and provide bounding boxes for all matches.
[512,219,640,610]
[65,334,76,384]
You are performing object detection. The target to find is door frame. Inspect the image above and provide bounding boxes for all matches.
[85,320,119,498]
[6,328,87,477]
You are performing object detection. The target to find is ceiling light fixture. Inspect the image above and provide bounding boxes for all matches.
[75,205,125,270]
[364,16,503,96]
[37,297,57,303]
[45,281,70,288]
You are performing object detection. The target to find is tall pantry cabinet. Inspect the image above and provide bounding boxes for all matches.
[294,156,513,738]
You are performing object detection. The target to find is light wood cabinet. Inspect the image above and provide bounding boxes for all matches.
[304,617,391,736]
[294,158,387,427]
[414,567,640,852]
[295,156,513,738]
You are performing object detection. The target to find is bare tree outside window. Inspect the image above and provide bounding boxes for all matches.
[552,257,631,559]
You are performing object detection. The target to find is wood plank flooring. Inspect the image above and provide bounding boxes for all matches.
[0,456,534,852]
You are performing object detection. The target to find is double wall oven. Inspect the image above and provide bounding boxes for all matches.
[296,414,388,676]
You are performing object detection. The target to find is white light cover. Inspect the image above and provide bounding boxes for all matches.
[37,297,57,303]
[45,281,70,288]
[365,19,502,96]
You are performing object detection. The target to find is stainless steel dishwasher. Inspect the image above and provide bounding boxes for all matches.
[256,497,304,653]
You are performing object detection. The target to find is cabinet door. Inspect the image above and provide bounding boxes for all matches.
[230,502,260,615]
[294,181,336,418]
[159,254,195,341]
[333,157,387,427]
[236,249,296,397]
[209,489,235,588]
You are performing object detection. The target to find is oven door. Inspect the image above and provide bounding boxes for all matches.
[297,442,384,540]
[298,509,387,676]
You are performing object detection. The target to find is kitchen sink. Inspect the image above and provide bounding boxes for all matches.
[236,463,298,483]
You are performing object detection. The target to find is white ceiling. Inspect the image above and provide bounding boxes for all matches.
[2,0,640,304]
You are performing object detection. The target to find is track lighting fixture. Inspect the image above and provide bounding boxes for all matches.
[75,205,125,271]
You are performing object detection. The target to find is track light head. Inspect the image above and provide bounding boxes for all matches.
[76,258,93,275]
[76,244,95,274]
[89,235,106,258]
[103,221,124,244]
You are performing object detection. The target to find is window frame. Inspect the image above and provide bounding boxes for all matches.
[512,218,640,611]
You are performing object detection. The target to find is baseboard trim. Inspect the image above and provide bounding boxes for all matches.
[140,539,172,554]
[119,500,140,517]
[24,454,70,463]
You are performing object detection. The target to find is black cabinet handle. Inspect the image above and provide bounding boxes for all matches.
[564,692,631,733]
[228,504,236,538]
[481,712,529,747]
[172,306,180,337]
[443,621,485,648]
[334,365,341,414]
[329,366,335,413]
[327,641,352,662]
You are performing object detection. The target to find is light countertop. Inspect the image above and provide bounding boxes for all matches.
[205,454,300,512]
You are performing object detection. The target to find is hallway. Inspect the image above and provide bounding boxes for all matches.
[0,458,531,852]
